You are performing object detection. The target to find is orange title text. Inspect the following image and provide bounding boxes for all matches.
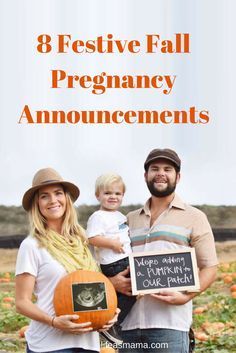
[18,33,210,125]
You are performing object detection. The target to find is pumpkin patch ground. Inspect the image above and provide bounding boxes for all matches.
[0,244,235,353]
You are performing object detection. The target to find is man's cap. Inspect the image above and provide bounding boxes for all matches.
[144,148,181,171]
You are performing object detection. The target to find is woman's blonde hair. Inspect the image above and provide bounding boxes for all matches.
[29,188,87,245]
[95,173,126,197]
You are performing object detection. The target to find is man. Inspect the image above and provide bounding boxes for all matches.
[110,148,218,353]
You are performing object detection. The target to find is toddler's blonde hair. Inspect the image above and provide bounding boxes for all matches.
[95,173,126,197]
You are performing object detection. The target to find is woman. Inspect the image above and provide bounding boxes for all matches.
[15,168,117,353]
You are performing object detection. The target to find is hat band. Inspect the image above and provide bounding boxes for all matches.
[40,179,62,185]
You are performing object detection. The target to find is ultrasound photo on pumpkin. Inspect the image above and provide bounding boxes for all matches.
[72,282,108,312]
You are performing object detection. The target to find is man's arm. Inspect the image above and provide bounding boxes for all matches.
[151,265,217,305]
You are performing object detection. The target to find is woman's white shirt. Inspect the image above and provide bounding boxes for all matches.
[15,236,99,353]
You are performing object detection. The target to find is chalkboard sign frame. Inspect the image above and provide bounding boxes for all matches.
[129,248,200,295]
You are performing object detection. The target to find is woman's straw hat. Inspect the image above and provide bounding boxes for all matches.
[22,168,80,211]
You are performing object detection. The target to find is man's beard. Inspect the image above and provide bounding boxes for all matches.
[146,178,177,197]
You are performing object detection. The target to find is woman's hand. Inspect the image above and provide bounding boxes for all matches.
[53,315,93,334]
[98,308,120,332]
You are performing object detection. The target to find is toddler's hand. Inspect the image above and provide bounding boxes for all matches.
[112,238,125,253]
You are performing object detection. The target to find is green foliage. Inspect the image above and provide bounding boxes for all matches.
[77,204,142,228]
[0,205,28,235]
[2,203,235,235]
[195,205,236,228]
[0,338,25,353]
[196,337,236,353]
[0,309,29,333]
[0,291,29,333]
[0,272,15,280]
[193,262,236,353]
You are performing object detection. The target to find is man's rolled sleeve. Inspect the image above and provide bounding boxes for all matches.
[190,211,218,269]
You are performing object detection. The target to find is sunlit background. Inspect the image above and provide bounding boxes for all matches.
[0,0,235,206]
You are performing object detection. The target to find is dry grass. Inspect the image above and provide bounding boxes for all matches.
[0,241,235,273]
[0,249,18,272]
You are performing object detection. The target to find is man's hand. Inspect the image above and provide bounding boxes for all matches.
[109,268,132,296]
[151,290,194,305]
[150,266,218,305]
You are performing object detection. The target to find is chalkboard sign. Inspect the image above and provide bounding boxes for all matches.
[129,248,200,295]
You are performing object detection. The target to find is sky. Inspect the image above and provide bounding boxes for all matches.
[0,0,235,207]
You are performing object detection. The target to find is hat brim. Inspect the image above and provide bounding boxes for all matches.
[145,155,180,170]
[22,181,80,211]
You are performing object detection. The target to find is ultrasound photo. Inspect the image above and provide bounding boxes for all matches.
[72,282,108,312]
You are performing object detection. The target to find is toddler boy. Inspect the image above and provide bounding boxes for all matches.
[87,173,136,345]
